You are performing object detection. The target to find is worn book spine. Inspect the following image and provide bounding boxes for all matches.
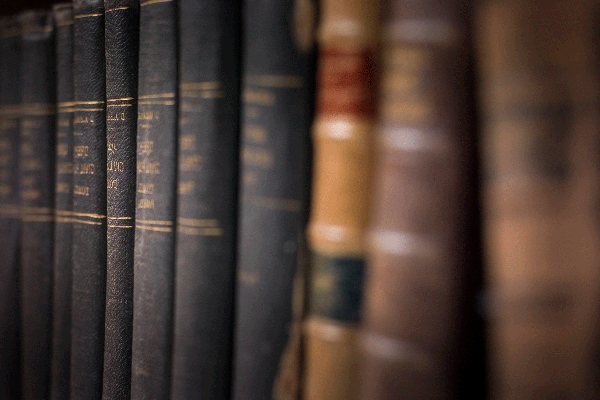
[71,0,107,399]
[303,1,379,399]
[232,0,314,399]
[18,10,56,400]
[171,0,240,399]
[0,16,22,400]
[476,0,600,398]
[131,0,177,398]
[103,1,139,399]
[356,0,483,399]
[51,4,74,400]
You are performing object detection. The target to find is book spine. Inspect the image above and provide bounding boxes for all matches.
[131,0,177,398]
[103,1,139,399]
[476,0,600,398]
[232,0,314,399]
[0,16,22,400]
[71,0,107,398]
[303,0,378,399]
[51,4,74,400]
[357,1,481,399]
[171,0,239,399]
[18,10,56,400]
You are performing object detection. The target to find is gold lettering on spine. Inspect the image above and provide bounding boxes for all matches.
[74,185,89,196]
[107,112,126,121]
[137,140,154,155]
[56,182,70,193]
[137,183,154,194]
[138,198,154,209]
[74,163,95,174]
[137,160,160,174]
[107,160,124,172]
[74,145,89,158]
[178,181,194,195]
[74,115,94,124]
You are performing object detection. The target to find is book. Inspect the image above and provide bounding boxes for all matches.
[131,0,178,398]
[18,10,56,399]
[0,15,22,400]
[51,4,74,399]
[170,0,240,399]
[476,0,600,397]
[70,0,107,398]
[103,0,139,399]
[303,0,379,399]
[357,0,483,398]
[232,0,315,398]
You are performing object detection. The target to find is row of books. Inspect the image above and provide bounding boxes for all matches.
[2,0,600,399]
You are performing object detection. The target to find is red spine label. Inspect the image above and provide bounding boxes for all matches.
[316,48,377,117]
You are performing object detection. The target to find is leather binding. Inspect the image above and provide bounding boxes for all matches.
[232,0,314,399]
[18,10,56,400]
[71,1,106,399]
[356,1,484,398]
[171,1,240,399]
[476,0,600,398]
[131,0,177,398]
[51,4,74,400]
[103,1,139,399]
[302,0,379,399]
[0,16,22,400]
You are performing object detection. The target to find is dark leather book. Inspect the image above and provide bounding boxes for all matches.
[232,0,314,399]
[356,1,483,399]
[302,1,379,399]
[71,1,107,399]
[171,1,240,399]
[18,10,56,400]
[103,1,139,399]
[476,0,600,398]
[0,15,22,400]
[50,4,74,400]
[131,0,177,398]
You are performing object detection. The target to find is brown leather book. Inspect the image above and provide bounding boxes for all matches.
[356,1,483,399]
[303,0,380,399]
[476,0,600,398]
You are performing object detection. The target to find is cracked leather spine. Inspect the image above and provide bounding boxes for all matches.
[0,15,22,400]
[232,0,314,399]
[171,1,240,399]
[131,0,177,398]
[18,10,56,400]
[103,1,139,399]
[51,4,74,400]
[70,0,107,399]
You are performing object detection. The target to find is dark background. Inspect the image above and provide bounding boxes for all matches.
[1,1,57,16]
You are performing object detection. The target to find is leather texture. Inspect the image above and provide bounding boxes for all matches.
[71,1,107,399]
[18,10,56,400]
[51,5,74,400]
[356,1,484,399]
[232,0,314,399]
[131,1,177,398]
[0,15,22,400]
[103,1,139,399]
[170,1,240,399]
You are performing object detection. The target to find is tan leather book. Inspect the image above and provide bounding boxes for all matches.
[303,0,380,399]
[357,0,482,399]
[476,0,600,398]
